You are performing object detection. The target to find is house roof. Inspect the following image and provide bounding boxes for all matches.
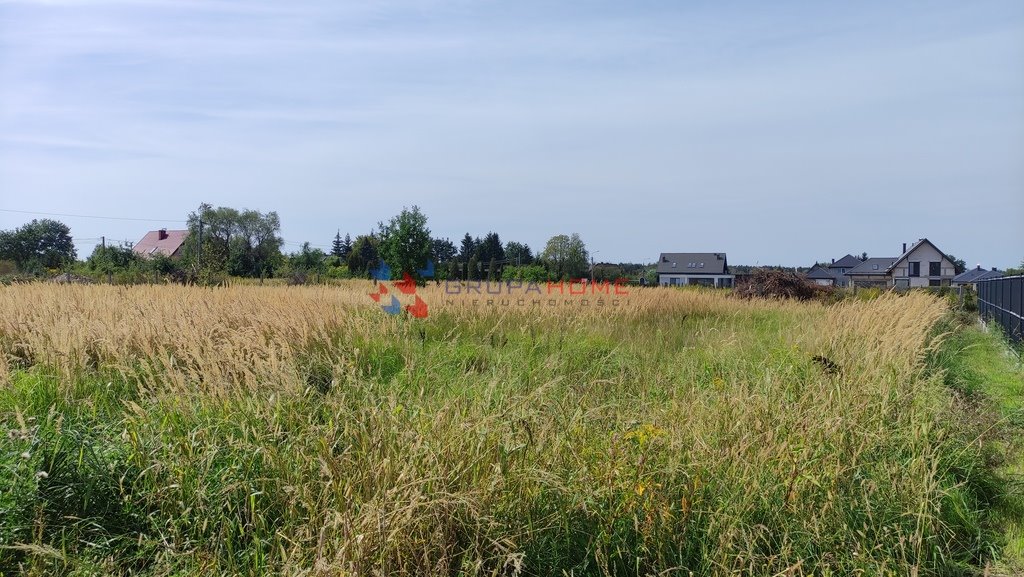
[829,254,861,269]
[953,267,1004,284]
[805,265,839,280]
[887,238,952,273]
[133,229,188,258]
[656,252,729,275]
[847,257,897,275]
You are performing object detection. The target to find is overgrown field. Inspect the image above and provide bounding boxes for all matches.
[0,283,1015,575]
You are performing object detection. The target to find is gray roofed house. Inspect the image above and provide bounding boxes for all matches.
[806,264,840,286]
[657,252,734,288]
[887,238,957,288]
[846,257,898,287]
[829,254,862,271]
[953,266,1004,288]
[826,254,862,287]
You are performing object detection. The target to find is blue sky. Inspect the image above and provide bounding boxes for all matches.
[1,0,1022,267]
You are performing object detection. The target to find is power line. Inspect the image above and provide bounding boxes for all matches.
[0,208,186,223]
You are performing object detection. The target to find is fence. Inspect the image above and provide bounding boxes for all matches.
[977,275,1023,342]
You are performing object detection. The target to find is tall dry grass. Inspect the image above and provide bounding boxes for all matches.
[0,282,1003,576]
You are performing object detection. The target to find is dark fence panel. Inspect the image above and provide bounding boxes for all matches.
[978,276,1023,341]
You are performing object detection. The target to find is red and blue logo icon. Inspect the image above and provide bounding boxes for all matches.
[368,260,432,318]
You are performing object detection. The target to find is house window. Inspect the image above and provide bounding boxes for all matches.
[671,262,676,268]
[872,264,878,270]
[699,262,704,268]
[928,279,940,287]
[929,262,941,276]
[909,262,920,277]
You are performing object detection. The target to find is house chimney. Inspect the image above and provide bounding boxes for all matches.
[158,228,168,240]
[992,267,997,272]
[902,242,906,253]
[831,258,835,264]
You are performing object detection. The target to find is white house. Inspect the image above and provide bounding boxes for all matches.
[889,238,956,288]
[657,252,734,288]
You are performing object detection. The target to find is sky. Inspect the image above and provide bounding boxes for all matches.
[1,0,1022,268]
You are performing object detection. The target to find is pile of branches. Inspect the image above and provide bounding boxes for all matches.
[734,269,833,301]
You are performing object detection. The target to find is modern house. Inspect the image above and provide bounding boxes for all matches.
[133,229,188,259]
[657,252,734,288]
[889,238,956,288]
[805,264,840,286]
[952,266,1004,289]
[846,257,898,288]
[827,254,861,287]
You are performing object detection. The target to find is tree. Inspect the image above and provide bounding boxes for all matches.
[459,233,477,263]
[331,231,345,258]
[185,203,283,277]
[1006,259,1024,276]
[944,253,967,275]
[540,233,589,280]
[502,264,548,282]
[467,255,480,281]
[87,242,139,275]
[0,219,76,272]
[487,257,498,281]
[341,233,352,258]
[347,234,380,276]
[378,206,432,283]
[431,237,457,265]
[447,260,460,281]
[505,241,533,265]
[290,242,327,278]
[476,232,504,264]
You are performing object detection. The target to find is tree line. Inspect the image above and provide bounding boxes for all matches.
[0,204,642,284]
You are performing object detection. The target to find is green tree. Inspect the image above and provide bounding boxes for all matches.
[476,232,504,264]
[487,257,498,281]
[378,206,432,283]
[447,260,460,281]
[540,233,589,280]
[347,234,380,276]
[289,242,327,281]
[1006,259,1024,276]
[505,241,533,265]
[459,233,477,263]
[0,219,77,273]
[331,231,345,258]
[185,203,283,277]
[944,253,967,275]
[467,255,480,281]
[502,264,549,282]
[431,237,457,265]
[86,243,139,276]
[341,233,352,258]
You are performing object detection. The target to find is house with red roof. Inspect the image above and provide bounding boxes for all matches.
[133,229,188,259]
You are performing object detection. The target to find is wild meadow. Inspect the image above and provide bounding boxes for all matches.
[0,282,1019,576]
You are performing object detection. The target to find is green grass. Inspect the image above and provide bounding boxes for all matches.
[0,292,1019,576]
[931,317,1024,574]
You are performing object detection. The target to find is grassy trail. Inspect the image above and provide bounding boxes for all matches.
[932,318,1024,574]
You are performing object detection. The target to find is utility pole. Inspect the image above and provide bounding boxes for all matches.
[101,236,105,249]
